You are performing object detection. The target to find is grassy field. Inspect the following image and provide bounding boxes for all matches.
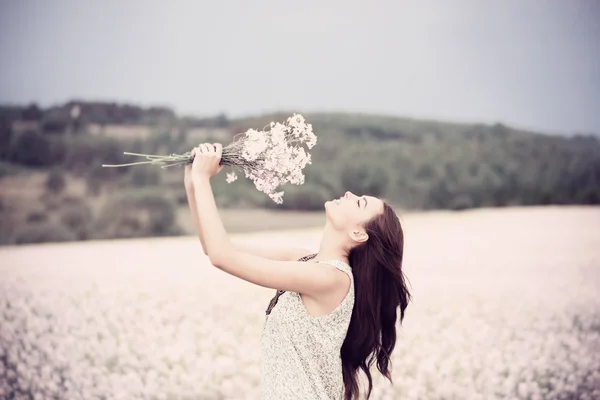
[1,206,599,400]
[0,169,330,244]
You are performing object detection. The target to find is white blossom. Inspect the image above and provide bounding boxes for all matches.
[222,114,316,204]
[225,172,237,184]
[1,207,598,399]
[269,191,284,204]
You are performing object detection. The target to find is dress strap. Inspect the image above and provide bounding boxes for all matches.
[316,260,353,279]
[298,253,318,262]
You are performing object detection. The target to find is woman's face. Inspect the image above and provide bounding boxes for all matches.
[325,191,384,232]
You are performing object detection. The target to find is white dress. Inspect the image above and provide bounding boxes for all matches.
[260,255,355,400]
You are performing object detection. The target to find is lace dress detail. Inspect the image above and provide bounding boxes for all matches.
[261,254,355,400]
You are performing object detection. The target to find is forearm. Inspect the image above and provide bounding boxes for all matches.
[192,176,234,263]
[185,184,208,254]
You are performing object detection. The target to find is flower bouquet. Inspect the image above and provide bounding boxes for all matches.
[102,114,317,204]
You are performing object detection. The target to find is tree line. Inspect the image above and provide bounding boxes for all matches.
[1,102,599,210]
[0,101,598,245]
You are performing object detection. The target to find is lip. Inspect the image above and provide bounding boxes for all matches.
[334,198,341,205]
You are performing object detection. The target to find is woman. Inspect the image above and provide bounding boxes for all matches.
[185,143,411,400]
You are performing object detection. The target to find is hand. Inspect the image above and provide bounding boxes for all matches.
[191,143,224,181]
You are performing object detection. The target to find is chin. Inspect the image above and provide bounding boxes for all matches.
[324,200,332,214]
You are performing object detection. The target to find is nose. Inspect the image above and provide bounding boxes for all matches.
[344,191,352,199]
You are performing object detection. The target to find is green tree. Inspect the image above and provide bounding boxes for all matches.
[9,131,54,166]
[0,118,12,160]
[341,163,390,197]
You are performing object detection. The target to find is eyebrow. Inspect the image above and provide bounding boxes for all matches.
[363,197,368,209]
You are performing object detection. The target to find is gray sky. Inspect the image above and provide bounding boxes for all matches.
[0,0,598,134]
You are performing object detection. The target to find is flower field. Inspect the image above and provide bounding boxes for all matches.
[1,206,599,400]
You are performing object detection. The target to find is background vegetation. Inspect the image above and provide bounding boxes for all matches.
[1,101,598,245]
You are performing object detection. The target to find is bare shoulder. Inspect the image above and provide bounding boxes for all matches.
[319,261,352,289]
[299,262,352,316]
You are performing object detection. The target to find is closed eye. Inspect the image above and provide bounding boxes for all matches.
[356,199,360,207]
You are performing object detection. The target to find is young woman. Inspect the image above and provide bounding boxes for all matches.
[185,143,411,400]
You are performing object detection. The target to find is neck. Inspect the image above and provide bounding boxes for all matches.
[315,223,350,264]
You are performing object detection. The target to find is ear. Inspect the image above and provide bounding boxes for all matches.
[348,229,369,244]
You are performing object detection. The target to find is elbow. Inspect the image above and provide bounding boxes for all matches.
[208,253,222,267]
[207,249,232,269]
[205,239,235,268]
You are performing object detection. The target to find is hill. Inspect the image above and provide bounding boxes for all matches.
[0,101,599,245]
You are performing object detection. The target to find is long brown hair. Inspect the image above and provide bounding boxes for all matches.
[342,202,411,400]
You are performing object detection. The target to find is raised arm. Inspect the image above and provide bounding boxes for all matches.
[189,143,343,295]
[184,165,208,253]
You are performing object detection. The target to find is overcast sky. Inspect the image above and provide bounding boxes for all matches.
[0,0,598,134]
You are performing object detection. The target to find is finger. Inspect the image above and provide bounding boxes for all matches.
[193,147,202,160]
[214,143,222,159]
